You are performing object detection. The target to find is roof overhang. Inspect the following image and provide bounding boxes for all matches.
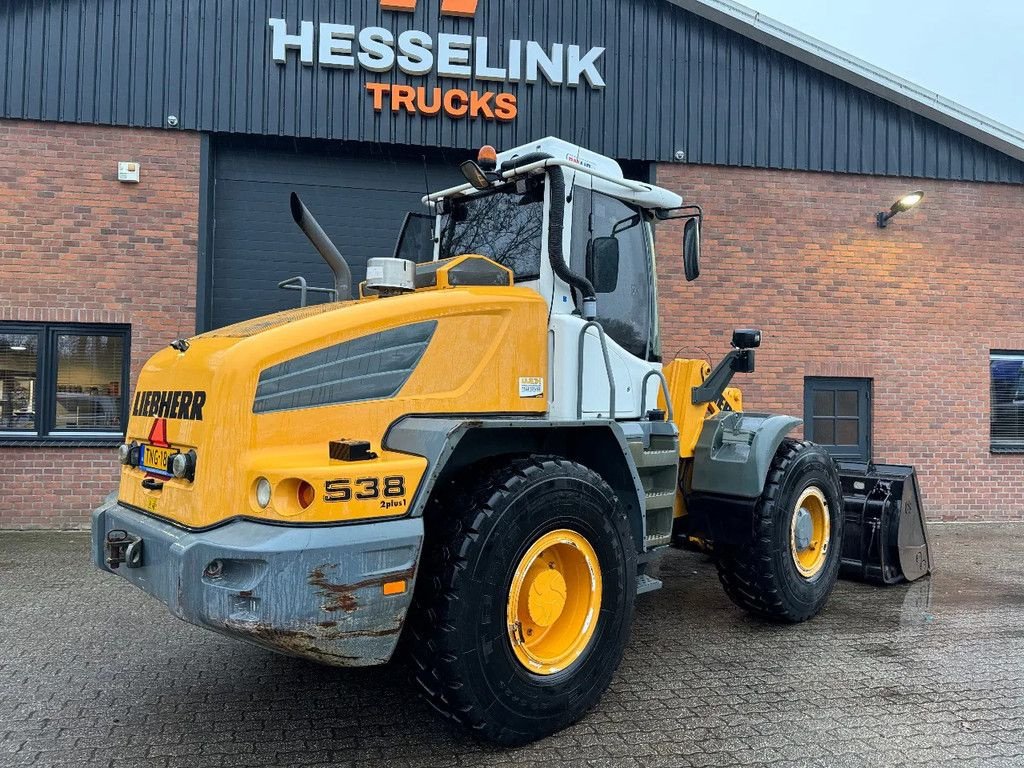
[669,0,1024,163]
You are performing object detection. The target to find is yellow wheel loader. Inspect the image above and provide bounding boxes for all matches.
[92,137,931,745]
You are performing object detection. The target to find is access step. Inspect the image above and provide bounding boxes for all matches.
[644,489,676,510]
[627,442,680,469]
[636,573,663,595]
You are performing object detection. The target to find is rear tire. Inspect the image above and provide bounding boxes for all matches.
[715,439,843,623]
[407,455,636,745]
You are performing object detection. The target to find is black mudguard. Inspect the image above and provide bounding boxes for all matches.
[680,411,800,547]
[690,411,802,498]
[836,461,932,585]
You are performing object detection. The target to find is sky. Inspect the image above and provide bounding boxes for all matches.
[736,0,1024,134]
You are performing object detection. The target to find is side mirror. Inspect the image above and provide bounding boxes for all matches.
[460,160,491,190]
[587,237,620,294]
[683,216,701,282]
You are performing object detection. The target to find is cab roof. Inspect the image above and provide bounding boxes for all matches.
[425,136,684,211]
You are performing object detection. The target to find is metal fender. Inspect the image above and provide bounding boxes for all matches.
[383,416,649,552]
[690,411,802,498]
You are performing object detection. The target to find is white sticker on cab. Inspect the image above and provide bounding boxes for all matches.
[519,376,544,398]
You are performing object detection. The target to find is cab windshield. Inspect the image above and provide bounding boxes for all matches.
[439,184,544,281]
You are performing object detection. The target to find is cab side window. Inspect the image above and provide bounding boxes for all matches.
[570,191,653,359]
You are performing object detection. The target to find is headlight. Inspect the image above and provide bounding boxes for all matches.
[171,450,196,481]
[255,477,272,509]
[117,442,138,466]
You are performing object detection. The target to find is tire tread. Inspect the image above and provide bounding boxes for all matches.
[406,454,629,743]
[715,439,841,623]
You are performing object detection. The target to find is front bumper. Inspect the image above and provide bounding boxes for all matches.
[91,501,423,666]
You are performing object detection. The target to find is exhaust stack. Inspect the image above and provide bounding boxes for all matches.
[289,192,352,300]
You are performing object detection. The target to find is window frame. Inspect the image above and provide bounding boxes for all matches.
[803,376,872,462]
[437,181,545,283]
[0,322,132,446]
[990,349,1024,454]
[569,189,658,362]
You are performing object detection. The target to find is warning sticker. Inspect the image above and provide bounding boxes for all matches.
[518,376,544,398]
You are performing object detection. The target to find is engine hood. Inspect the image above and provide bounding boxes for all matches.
[117,286,548,529]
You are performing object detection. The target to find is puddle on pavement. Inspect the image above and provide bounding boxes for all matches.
[837,563,1024,630]
[895,578,936,625]
[922,569,1024,612]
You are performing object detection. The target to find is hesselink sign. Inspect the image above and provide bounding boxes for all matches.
[268,0,606,123]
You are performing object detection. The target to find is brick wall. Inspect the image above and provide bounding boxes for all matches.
[0,120,200,529]
[1,121,1020,526]
[655,163,1024,521]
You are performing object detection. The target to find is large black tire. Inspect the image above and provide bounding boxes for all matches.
[406,456,636,745]
[715,439,844,623]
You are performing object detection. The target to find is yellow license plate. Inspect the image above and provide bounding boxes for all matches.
[140,444,175,476]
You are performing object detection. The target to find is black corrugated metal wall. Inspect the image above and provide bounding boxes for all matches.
[209,139,462,329]
[1,0,1022,182]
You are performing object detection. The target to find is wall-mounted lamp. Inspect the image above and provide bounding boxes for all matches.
[876,190,924,228]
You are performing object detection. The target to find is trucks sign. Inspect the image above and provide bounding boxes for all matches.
[268,7,606,123]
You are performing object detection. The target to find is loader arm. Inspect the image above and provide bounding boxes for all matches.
[662,344,931,587]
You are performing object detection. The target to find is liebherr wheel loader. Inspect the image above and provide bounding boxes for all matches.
[93,137,931,745]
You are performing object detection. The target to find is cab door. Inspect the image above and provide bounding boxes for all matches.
[570,189,661,419]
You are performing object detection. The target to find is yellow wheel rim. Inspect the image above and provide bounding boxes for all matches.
[790,486,831,579]
[506,529,602,675]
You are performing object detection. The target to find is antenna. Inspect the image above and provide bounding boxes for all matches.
[421,154,430,204]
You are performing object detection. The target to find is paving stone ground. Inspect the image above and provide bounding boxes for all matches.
[1,524,1022,768]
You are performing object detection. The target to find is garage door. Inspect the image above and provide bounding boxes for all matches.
[209,140,462,330]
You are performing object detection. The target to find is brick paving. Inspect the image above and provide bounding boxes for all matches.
[1,524,1022,767]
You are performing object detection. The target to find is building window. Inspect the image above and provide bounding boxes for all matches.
[0,324,130,441]
[0,330,40,432]
[991,351,1024,452]
[804,377,872,461]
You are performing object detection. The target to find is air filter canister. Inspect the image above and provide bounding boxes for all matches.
[366,257,415,296]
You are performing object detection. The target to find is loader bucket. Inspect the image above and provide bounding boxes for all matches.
[836,461,932,585]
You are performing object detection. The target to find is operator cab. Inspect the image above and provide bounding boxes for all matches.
[398,137,703,421]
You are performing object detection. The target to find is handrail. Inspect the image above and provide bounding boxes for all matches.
[278,276,338,308]
[422,157,655,205]
[502,157,655,193]
[639,369,675,423]
[576,321,616,420]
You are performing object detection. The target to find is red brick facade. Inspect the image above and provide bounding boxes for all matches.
[655,163,1024,521]
[1,119,1020,527]
[0,120,200,529]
